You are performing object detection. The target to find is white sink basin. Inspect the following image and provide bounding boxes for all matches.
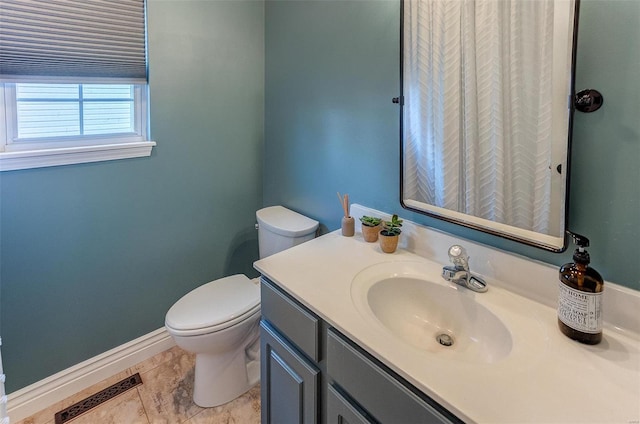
[351,261,513,363]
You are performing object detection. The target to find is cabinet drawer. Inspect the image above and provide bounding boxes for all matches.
[261,276,320,361]
[327,328,460,424]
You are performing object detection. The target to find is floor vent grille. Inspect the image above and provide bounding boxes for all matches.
[54,373,143,424]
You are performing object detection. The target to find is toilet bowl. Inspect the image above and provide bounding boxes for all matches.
[165,206,319,407]
[165,274,260,407]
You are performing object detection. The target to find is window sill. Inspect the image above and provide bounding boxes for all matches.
[0,141,156,171]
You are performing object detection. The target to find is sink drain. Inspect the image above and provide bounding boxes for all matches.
[436,333,454,347]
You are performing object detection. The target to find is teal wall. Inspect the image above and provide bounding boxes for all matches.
[0,0,264,393]
[264,0,640,290]
[264,0,399,225]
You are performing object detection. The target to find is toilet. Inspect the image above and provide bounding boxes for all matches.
[165,206,319,407]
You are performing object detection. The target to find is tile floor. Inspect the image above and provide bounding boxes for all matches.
[14,346,261,424]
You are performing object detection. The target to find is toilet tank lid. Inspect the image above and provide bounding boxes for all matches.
[256,206,319,238]
[165,274,259,331]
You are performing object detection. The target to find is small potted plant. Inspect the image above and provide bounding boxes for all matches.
[379,214,403,253]
[359,216,382,242]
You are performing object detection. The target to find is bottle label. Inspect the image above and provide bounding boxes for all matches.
[558,283,603,334]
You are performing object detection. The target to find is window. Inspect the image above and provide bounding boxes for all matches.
[0,83,153,171]
[0,0,154,171]
[15,84,136,140]
[5,83,148,146]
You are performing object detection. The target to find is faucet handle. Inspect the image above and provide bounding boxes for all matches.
[444,245,488,293]
[448,245,469,271]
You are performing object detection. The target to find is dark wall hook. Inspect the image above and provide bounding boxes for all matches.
[575,89,603,113]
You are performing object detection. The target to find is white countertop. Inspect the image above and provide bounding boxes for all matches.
[254,205,640,424]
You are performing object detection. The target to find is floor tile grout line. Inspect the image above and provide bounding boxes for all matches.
[187,405,208,423]
[135,386,152,424]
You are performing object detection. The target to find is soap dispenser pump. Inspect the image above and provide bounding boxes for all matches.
[557,231,604,344]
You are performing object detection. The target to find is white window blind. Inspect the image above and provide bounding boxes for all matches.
[0,0,147,83]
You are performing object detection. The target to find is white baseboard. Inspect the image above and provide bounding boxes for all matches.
[7,327,175,422]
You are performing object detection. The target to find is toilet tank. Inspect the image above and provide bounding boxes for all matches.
[256,206,319,258]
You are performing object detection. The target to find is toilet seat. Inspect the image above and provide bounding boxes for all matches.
[165,274,260,337]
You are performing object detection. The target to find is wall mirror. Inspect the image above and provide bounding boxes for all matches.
[400,0,579,252]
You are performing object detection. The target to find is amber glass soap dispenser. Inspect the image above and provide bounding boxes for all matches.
[557,232,604,344]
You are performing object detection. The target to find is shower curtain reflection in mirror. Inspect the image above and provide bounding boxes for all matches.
[402,0,574,239]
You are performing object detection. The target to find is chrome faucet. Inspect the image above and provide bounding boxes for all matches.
[442,245,488,293]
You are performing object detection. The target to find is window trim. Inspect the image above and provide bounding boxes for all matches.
[0,84,155,172]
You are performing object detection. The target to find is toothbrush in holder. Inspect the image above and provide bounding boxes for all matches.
[337,192,354,237]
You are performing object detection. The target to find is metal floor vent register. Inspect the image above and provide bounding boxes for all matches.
[54,373,143,424]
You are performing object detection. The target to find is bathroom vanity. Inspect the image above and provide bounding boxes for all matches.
[254,205,640,423]
[260,277,461,423]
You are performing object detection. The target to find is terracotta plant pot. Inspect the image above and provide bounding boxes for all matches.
[361,224,381,242]
[379,232,400,253]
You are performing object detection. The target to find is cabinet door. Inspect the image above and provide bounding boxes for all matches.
[261,321,319,424]
[327,384,376,424]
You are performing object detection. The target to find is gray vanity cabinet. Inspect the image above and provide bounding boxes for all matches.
[326,384,375,424]
[260,321,319,424]
[326,329,460,424]
[260,278,321,424]
[260,277,461,424]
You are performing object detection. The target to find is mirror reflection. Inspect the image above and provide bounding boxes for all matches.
[401,0,577,251]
